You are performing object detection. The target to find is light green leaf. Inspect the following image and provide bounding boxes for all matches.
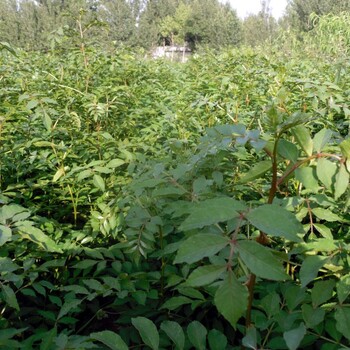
[43,114,52,132]
[316,158,337,190]
[90,330,128,350]
[312,208,342,222]
[334,164,349,199]
[299,255,328,287]
[292,125,313,156]
[214,271,248,328]
[208,329,227,350]
[335,306,350,341]
[295,167,319,191]
[283,323,306,350]
[52,167,65,182]
[246,204,303,242]
[0,225,12,246]
[337,274,350,304]
[278,139,298,163]
[106,158,125,168]
[2,285,19,311]
[160,296,192,310]
[187,321,207,350]
[179,198,244,231]
[240,160,272,183]
[313,223,333,239]
[186,265,227,287]
[311,280,335,307]
[174,234,229,264]
[26,99,38,110]
[340,138,350,159]
[93,174,105,192]
[237,240,289,280]
[132,317,159,350]
[160,321,185,350]
[313,129,333,153]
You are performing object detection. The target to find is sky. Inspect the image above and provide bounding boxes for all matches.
[220,0,288,19]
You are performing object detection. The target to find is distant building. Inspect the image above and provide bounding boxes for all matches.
[151,45,191,63]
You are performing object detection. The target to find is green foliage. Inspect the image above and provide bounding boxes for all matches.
[1,39,350,350]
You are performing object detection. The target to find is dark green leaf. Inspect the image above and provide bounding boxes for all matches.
[187,321,207,350]
[2,285,19,311]
[90,330,128,350]
[311,280,335,307]
[160,321,185,350]
[335,306,350,341]
[208,329,227,350]
[302,304,325,328]
[160,296,192,310]
[283,323,306,350]
[337,274,350,304]
[299,256,328,287]
[278,139,298,163]
[132,317,159,350]
[239,160,272,183]
[186,265,227,287]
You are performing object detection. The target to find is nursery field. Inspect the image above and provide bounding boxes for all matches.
[1,43,350,349]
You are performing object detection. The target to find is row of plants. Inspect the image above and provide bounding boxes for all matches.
[0,41,350,349]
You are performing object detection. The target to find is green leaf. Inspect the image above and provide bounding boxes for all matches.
[311,280,335,307]
[93,174,105,192]
[0,225,12,246]
[40,328,57,350]
[242,326,257,350]
[106,158,125,168]
[43,114,52,132]
[239,160,272,183]
[283,323,306,350]
[187,321,207,350]
[260,292,281,318]
[340,138,350,159]
[174,234,229,264]
[299,255,328,287]
[186,265,227,287]
[335,306,350,341]
[292,125,313,156]
[72,260,98,269]
[295,167,319,191]
[313,223,333,239]
[302,304,325,328]
[246,204,303,242]
[132,317,159,350]
[52,167,65,182]
[237,240,289,281]
[90,330,128,350]
[337,274,350,304]
[334,164,349,199]
[313,129,333,153]
[312,208,342,222]
[214,271,248,328]
[26,99,38,110]
[208,329,227,350]
[316,158,337,191]
[160,321,185,350]
[278,139,298,163]
[179,198,244,231]
[2,285,19,311]
[57,299,82,320]
[160,296,192,310]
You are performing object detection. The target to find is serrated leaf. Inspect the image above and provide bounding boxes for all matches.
[316,158,337,190]
[337,274,350,304]
[132,317,159,350]
[2,285,19,311]
[299,255,328,287]
[334,164,349,199]
[246,204,303,242]
[240,160,272,183]
[179,198,244,231]
[278,139,298,163]
[313,129,333,153]
[208,329,227,350]
[237,240,289,280]
[214,271,248,328]
[186,265,227,287]
[160,296,192,310]
[292,125,313,156]
[160,321,185,350]
[174,234,229,264]
[93,174,105,192]
[90,330,128,350]
[335,306,350,341]
[283,323,306,350]
[187,321,207,350]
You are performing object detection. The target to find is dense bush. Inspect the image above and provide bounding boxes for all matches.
[0,42,350,349]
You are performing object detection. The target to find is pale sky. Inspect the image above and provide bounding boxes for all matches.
[220,0,288,19]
